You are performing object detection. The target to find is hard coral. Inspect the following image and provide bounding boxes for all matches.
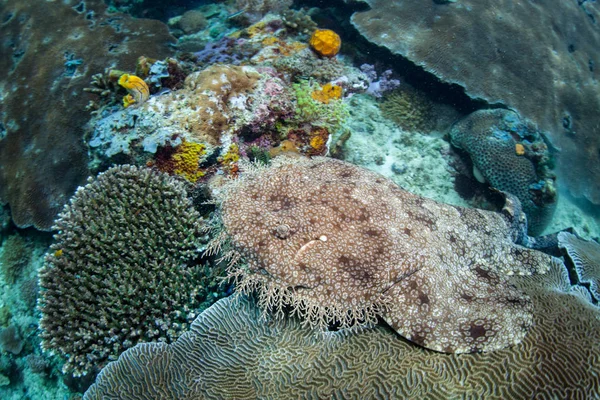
[0,0,175,230]
[558,232,600,301]
[177,65,260,144]
[450,109,557,235]
[213,157,557,353]
[39,165,212,376]
[380,86,433,132]
[235,0,293,24]
[0,233,30,284]
[351,0,600,204]
[86,263,600,399]
[309,29,342,57]
[273,48,346,83]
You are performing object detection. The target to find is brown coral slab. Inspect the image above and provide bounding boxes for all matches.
[0,0,175,230]
[351,0,600,204]
[218,157,556,353]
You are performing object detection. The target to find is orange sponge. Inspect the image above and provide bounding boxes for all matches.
[118,73,149,108]
[311,83,343,104]
[309,29,341,57]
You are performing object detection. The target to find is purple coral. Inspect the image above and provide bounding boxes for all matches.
[360,64,400,98]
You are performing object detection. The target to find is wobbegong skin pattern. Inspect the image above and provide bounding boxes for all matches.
[214,157,560,353]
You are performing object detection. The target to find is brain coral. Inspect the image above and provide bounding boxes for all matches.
[351,0,600,204]
[211,157,559,354]
[450,109,557,235]
[0,0,175,230]
[39,165,211,376]
[83,259,600,399]
[558,231,600,301]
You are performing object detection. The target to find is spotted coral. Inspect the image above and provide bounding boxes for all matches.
[450,109,557,235]
[38,165,214,376]
[211,157,558,354]
[309,29,342,57]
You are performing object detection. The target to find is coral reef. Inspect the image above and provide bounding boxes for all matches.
[117,74,150,108]
[38,165,218,376]
[0,233,30,284]
[380,86,433,132]
[558,232,600,301]
[273,48,347,83]
[311,83,343,104]
[235,0,293,23]
[281,9,317,35]
[88,64,261,161]
[360,64,400,98]
[351,0,600,204]
[212,157,558,353]
[0,0,175,230]
[309,29,342,57]
[83,260,600,399]
[0,326,23,355]
[178,10,208,34]
[293,80,348,133]
[450,109,557,235]
[154,140,207,183]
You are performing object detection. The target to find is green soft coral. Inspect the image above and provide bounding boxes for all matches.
[293,80,348,133]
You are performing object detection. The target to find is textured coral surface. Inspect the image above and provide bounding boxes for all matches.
[558,232,600,300]
[83,259,600,399]
[0,0,174,230]
[450,109,557,235]
[39,166,208,376]
[351,0,600,204]
[215,157,556,354]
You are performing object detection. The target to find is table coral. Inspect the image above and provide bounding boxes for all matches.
[351,0,600,204]
[0,0,175,230]
[450,109,557,235]
[83,260,600,399]
[212,157,559,354]
[38,165,216,376]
